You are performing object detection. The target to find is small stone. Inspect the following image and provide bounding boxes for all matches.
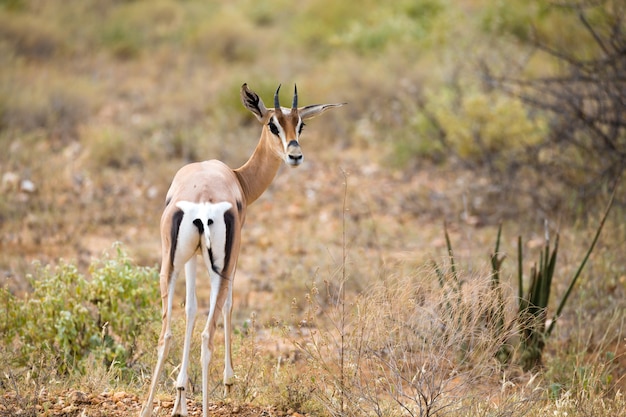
[1,172,19,191]
[112,391,128,401]
[147,185,159,199]
[69,390,87,404]
[20,179,36,193]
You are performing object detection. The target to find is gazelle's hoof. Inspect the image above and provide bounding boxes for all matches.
[171,387,188,417]
[139,405,153,417]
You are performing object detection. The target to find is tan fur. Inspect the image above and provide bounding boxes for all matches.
[233,124,286,205]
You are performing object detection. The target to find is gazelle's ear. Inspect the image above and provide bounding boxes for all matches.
[299,102,346,120]
[241,83,269,122]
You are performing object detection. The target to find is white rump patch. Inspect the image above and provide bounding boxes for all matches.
[175,201,232,272]
[176,200,232,218]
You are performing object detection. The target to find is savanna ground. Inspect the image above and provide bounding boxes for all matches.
[1,1,625,416]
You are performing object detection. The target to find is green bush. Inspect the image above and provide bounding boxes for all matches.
[0,245,159,374]
[425,87,548,168]
[290,0,444,56]
[88,245,160,368]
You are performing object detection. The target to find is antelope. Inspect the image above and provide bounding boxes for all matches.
[140,83,344,417]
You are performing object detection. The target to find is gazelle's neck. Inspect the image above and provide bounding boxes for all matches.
[234,131,283,205]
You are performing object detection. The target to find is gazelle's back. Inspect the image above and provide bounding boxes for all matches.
[165,160,244,209]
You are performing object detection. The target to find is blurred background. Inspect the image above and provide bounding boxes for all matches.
[0,0,624,321]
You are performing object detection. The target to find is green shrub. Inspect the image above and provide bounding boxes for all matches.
[427,88,548,168]
[88,245,161,368]
[0,245,159,374]
[290,0,444,56]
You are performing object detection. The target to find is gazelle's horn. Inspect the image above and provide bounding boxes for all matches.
[292,84,298,110]
[274,84,282,111]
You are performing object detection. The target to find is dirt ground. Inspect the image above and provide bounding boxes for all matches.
[1,389,306,417]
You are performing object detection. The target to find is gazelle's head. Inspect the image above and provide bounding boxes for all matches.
[241,83,345,167]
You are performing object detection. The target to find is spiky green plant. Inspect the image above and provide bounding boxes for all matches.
[516,222,559,371]
[497,186,617,371]
[442,185,618,371]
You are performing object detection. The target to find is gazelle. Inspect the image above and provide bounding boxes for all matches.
[140,83,344,417]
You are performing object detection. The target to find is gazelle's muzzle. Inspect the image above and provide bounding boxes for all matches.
[286,140,303,166]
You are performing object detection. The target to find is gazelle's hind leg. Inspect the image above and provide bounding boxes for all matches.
[222,276,235,395]
[140,267,178,417]
[171,257,198,417]
[200,270,229,417]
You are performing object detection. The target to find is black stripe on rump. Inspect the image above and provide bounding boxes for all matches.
[222,209,236,278]
[207,210,235,279]
[169,209,184,268]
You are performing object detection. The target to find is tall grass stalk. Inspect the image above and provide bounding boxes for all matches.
[339,168,349,414]
[489,223,510,364]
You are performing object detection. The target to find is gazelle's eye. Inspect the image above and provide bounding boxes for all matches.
[298,122,306,135]
[268,120,279,136]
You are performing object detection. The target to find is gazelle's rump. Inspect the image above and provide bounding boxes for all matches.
[174,201,233,276]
